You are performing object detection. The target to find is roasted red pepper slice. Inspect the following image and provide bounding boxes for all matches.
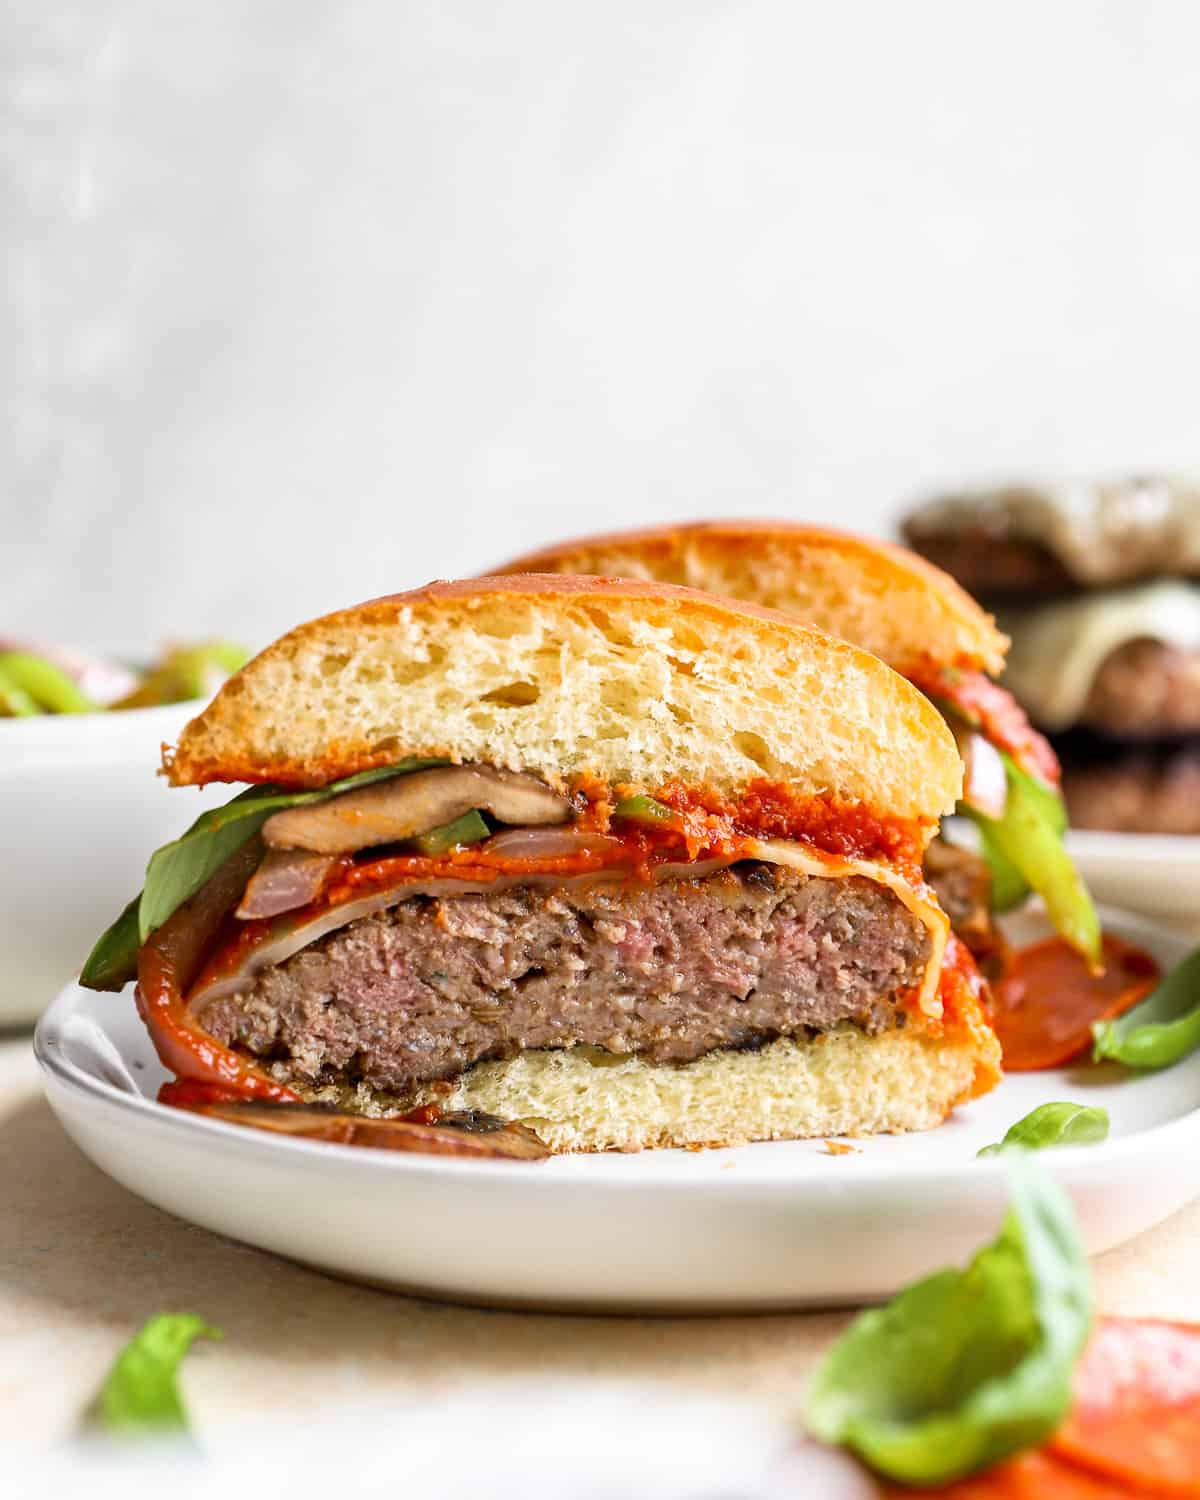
[1050,1318,1200,1494]
[991,934,1159,1072]
[136,842,298,1104]
[915,666,1061,788]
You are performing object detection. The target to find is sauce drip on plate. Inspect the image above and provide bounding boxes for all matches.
[991,933,1159,1072]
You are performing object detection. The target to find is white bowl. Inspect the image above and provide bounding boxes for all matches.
[1065,829,1200,931]
[0,703,233,1026]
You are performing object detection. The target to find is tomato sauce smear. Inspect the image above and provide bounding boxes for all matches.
[991,933,1160,1072]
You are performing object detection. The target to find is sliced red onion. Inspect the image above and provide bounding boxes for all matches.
[481,828,625,860]
[236,848,339,920]
[953,724,1009,820]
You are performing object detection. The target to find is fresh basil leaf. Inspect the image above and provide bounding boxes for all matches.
[977,1103,1109,1158]
[79,897,142,992]
[1093,942,1200,1069]
[96,1313,221,1437]
[612,794,679,827]
[805,1155,1092,1486]
[136,759,444,942]
[413,808,490,856]
[79,759,449,989]
[966,755,1099,965]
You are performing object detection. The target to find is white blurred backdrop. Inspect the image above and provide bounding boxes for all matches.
[6,1,1200,649]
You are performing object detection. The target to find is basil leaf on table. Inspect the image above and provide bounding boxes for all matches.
[966,753,1100,967]
[1093,943,1200,1069]
[977,1102,1110,1158]
[95,1313,220,1437]
[805,1156,1092,1487]
[80,758,445,991]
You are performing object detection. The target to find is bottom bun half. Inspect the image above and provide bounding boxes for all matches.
[298,1023,999,1153]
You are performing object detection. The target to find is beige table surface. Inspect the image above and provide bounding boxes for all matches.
[4,1029,1200,1448]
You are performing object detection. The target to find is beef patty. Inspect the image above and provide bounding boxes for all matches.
[923,838,1007,978]
[195,863,931,1096]
[1076,638,1200,738]
[1056,736,1200,834]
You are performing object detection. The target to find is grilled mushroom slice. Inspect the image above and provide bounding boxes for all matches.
[262,765,571,854]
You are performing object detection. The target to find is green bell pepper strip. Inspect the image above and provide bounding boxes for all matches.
[612,794,681,827]
[95,1313,220,1437]
[0,651,96,713]
[0,664,39,716]
[964,753,1100,967]
[412,808,490,856]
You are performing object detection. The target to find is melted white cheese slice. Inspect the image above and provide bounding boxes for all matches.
[1000,580,1200,730]
[746,838,948,1017]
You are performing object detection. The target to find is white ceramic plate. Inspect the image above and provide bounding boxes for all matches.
[35,904,1200,1313]
[1066,830,1200,929]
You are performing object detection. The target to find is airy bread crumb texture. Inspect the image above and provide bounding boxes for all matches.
[304,1026,987,1152]
[168,576,960,826]
[496,522,1009,679]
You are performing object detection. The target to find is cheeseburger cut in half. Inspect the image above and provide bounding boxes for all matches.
[498,523,1101,972]
[82,576,999,1152]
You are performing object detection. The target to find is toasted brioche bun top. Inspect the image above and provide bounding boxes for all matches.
[167,574,961,828]
[497,521,1008,679]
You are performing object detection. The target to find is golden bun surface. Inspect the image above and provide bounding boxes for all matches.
[167,575,960,828]
[303,1023,999,1152]
[496,521,1008,679]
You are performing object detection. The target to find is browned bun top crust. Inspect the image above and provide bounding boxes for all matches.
[166,574,961,829]
[496,520,1009,679]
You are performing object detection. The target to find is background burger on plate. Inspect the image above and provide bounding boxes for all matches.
[82,576,999,1151]
[497,522,1100,973]
[904,476,1200,835]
